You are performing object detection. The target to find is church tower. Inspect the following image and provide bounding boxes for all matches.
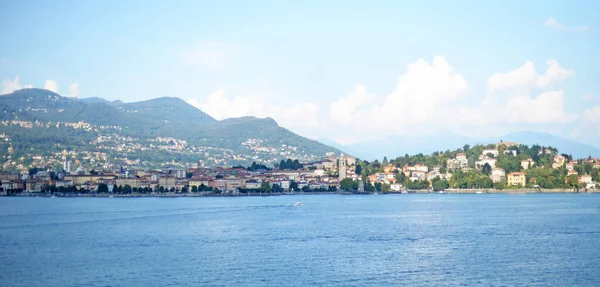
[338,153,346,180]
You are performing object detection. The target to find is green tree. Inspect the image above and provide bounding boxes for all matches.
[382,183,390,192]
[374,182,382,192]
[340,178,356,191]
[463,144,470,152]
[482,163,492,175]
[395,172,406,184]
[290,181,299,191]
[566,174,580,190]
[260,181,271,193]
[191,185,198,193]
[272,184,283,193]
[432,178,449,191]
[97,183,108,193]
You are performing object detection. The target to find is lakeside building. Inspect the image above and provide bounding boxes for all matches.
[338,153,347,181]
[491,168,506,183]
[3,148,599,194]
[507,172,526,187]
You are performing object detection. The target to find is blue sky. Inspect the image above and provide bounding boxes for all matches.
[1,0,599,147]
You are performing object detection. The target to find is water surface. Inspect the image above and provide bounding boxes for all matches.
[1,194,599,286]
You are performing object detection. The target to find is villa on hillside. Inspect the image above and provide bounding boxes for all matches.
[507,172,526,187]
[447,153,469,170]
[476,157,497,169]
[491,168,505,183]
[521,158,534,170]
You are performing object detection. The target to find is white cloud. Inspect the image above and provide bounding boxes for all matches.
[1,76,32,94]
[583,94,599,102]
[574,106,600,144]
[180,41,234,71]
[42,80,79,97]
[582,106,600,123]
[187,89,266,120]
[329,84,374,125]
[44,80,59,93]
[186,89,322,137]
[67,83,79,98]
[543,17,589,32]
[321,56,470,143]
[378,56,469,126]
[503,90,576,123]
[469,60,577,128]
[487,60,573,92]
[185,57,584,146]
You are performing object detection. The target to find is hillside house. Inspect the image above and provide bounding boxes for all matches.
[521,158,534,170]
[507,172,526,187]
[491,168,505,183]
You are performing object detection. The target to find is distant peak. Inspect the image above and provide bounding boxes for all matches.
[221,116,279,126]
[2,88,62,97]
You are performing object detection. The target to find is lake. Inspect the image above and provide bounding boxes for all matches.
[1,194,599,286]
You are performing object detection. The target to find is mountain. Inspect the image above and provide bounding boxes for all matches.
[491,131,600,159]
[329,131,600,161]
[0,88,340,170]
[79,97,124,106]
[119,96,216,126]
[338,133,474,161]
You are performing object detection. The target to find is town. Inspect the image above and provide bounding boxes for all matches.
[1,140,599,196]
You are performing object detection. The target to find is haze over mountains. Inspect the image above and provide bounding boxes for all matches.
[326,132,600,161]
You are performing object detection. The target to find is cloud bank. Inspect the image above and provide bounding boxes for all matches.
[187,56,598,146]
[543,17,589,32]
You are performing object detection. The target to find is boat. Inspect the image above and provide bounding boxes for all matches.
[293,202,303,206]
[476,191,483,194]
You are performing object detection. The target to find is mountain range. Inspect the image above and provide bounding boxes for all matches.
[326,131,600,161]
[0,88,339,169]
[1,88,598,170]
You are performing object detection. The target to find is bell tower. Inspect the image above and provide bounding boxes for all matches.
[338,153,346,180]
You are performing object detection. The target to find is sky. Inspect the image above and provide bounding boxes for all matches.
[1,0,599,148]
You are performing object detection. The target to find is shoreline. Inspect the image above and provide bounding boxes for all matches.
[3,189,598,198]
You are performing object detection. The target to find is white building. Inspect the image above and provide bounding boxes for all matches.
[390,183,403,192]
[447,153,469,170]
[63,160,71,174]
[490,168,505,183]
[174,169,186,179]
[476,157,497,169]
[481,149,499,158]
[521,158,534,170]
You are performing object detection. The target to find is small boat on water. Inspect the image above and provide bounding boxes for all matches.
[293,202,303,206]
[476,191,483,194]
[109,195,114,198]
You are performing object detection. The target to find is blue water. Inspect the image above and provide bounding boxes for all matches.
[1,194,599,286]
